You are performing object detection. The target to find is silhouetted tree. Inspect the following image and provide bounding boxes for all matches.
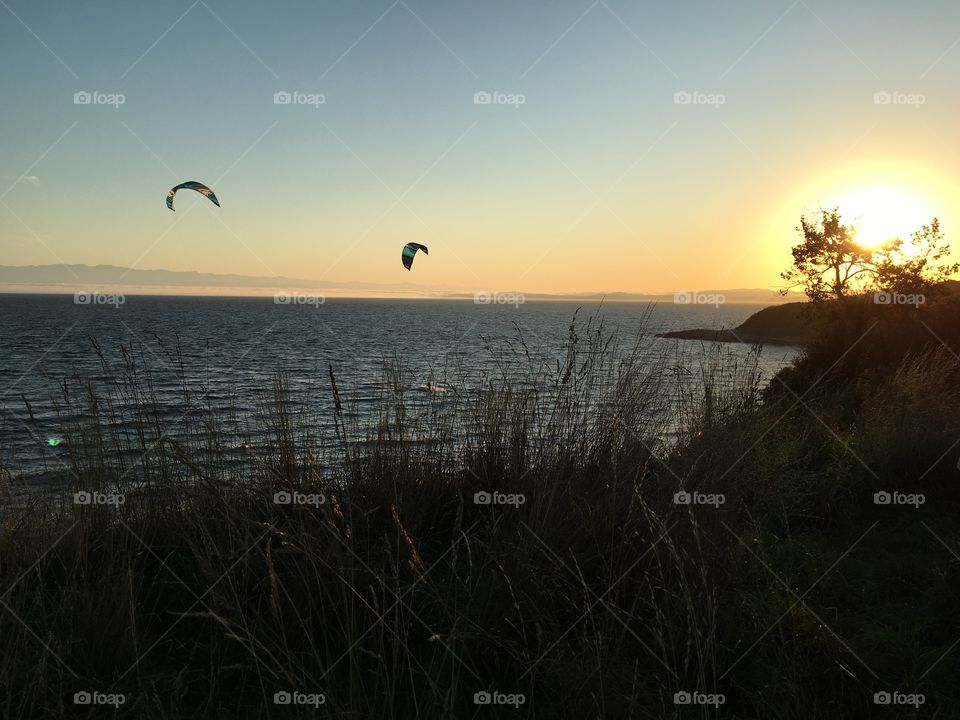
[782,208,957,302]
[872,218,958,296]
[781,208,872,302]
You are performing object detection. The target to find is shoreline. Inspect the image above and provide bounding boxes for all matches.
[657,327,804,346]
[658,301,811,347]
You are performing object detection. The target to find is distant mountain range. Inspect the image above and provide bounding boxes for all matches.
[0,264,802,303]
[0,264,354,289]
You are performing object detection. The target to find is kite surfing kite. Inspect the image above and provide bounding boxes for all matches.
[166,181,220,211]
[401,242,428,271]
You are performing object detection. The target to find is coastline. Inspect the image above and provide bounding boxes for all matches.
[658,301,811,346]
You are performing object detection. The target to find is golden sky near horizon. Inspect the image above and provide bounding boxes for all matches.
[3,2,960,294]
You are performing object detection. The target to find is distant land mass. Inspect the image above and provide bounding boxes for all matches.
[0,264,803,303]
[659,303,813,345]
[659,280,960,346]
[0,264,395,291]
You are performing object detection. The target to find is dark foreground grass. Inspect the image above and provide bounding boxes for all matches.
[1,310,960,719]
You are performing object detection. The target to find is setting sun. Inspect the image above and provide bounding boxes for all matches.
[834,187,934,250]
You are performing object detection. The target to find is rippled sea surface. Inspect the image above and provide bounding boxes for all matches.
[0,295,799,477]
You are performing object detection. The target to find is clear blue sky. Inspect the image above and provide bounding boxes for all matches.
[2,0,960,293]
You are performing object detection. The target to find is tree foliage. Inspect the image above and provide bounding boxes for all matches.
[782,209,958,302]
[872,218,959,296]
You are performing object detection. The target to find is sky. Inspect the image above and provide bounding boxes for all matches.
[2,0,960,295]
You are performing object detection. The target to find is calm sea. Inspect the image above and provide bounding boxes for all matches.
[0,295,799,478]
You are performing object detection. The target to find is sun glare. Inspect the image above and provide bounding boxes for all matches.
[834,187,933,250]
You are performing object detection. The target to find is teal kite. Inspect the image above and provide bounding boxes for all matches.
[401,243,428,271]
[166,181,220,211]
[46,437,61,447]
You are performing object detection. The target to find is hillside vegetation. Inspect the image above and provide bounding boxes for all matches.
[2,294,960,718]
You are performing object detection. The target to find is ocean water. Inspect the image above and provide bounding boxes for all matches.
[0,295,799,478]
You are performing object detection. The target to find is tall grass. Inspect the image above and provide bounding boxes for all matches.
[1,309,958,718]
